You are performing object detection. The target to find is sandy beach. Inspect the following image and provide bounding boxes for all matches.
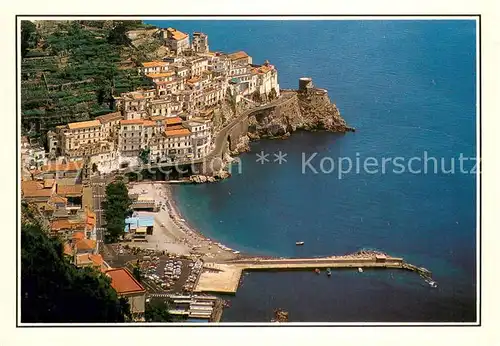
[125,182,240,262]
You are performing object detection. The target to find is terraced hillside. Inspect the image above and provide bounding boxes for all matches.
[20,20,158,139]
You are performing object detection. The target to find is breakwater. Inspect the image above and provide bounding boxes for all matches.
[194,251,434,294]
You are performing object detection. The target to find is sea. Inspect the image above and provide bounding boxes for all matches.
[145,19,478,322]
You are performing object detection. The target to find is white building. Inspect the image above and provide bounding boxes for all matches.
[183,119,212,159]
[164,28,190,55]
[139,61,169,75]
[251,61,280,100]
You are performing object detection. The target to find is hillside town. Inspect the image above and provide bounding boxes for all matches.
[33,27,280,174]
[21,24,281,323]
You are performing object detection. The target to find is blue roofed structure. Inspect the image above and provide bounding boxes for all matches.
[124,213,155,234]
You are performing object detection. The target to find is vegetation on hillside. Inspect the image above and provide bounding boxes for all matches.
[21,20,158,137]
[103,178,132,243]
[21,222,131,322]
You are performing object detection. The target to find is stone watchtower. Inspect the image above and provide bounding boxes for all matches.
[299,77,313,92]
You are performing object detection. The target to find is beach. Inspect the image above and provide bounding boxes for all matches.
[125,182,240,262]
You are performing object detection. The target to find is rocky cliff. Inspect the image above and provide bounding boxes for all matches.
[247,89,352,140]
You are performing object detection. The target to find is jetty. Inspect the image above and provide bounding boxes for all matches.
[194,251,433,294]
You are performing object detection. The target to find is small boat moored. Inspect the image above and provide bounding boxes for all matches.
[326,268,332,276]
[358,267,363,273]
[295,241,305,246]
[314,268,320,274]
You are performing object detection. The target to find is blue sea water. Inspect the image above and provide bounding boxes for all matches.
[146,20,477,322]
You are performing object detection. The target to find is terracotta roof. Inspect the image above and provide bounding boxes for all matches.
[120,119,144,125]
[166,125,184,131]
[165,128,191,137]
[49,194,68,204]
[89,254,104,266]
[21,180,44,193]
[166,28,188,41]
[146,72,175,79]
[67,120,101,130]
[57,184,83,196]
[30,169,42,176]
[23,188,53,198]
[143,120,156,127]
[150,115,166,121]
[106,268,145,295]
[252,65,274,75]
[63,243,74,256]
[75,239,96,251]
[142,61,168,68]
[228,51,249,61]
[42,161,83,173]
[96,112,122,124]
[187,77,200,84]
[44,179,55,188]
[72,231,85,241]
[165,117,183,125]
[75,253,104,267]
[51,220,85,231]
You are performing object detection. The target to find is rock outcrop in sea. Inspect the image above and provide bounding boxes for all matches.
[247,81,353,140]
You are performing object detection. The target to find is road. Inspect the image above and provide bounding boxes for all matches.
[90,175,109,253]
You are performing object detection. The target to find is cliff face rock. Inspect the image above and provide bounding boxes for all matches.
[248,89,351,140]
[296,89,348,132]
[190,170,231,184]
[229,134,251,155]
[247,94,301,139]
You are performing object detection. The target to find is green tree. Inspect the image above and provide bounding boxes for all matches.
[21,21,38,58]
[145,300,173,322]
[132,265,142,283]
[107,22,132,46]
[139,147,151,164]
[21,223,131,322]
[103,179,132,243]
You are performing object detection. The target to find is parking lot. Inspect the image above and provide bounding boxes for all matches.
[138,257,203,294]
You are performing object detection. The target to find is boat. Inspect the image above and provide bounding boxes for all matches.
[358,267,363,273]
[326,268,332,276]
[425,279,438,288]
[314,268,320,274]
[295,241,305,246]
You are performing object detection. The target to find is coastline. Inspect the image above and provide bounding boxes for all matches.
[164,184,276,261]
[127,181,249,262]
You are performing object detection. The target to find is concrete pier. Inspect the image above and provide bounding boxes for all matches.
[194,253,433,294]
